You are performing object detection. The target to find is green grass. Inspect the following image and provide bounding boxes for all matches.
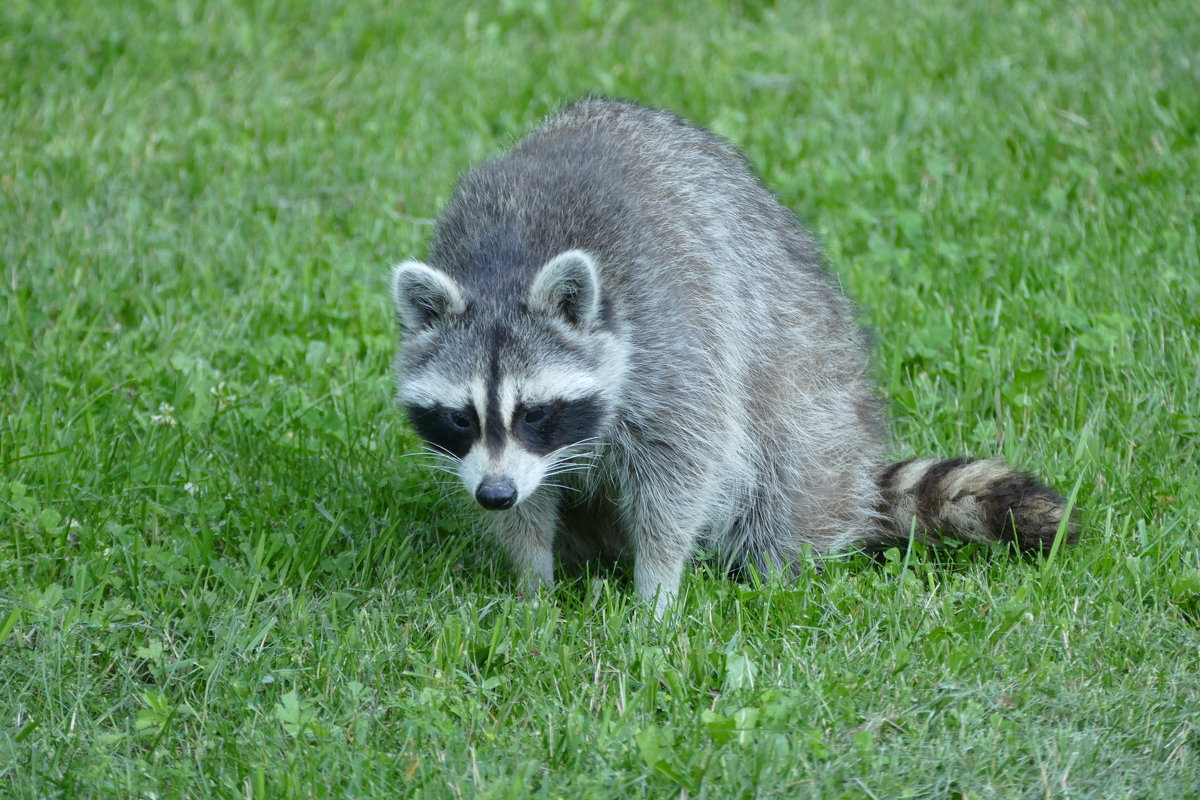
[2,0,1198,796]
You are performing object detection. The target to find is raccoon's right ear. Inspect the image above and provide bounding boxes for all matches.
[391,261,467,332]
[527,249,602,327]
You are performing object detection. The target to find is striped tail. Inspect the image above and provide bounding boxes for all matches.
[875,458,1079,553]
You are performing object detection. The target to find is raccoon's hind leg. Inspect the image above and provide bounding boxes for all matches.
[873,458,1079,553]
[490,488,560,594]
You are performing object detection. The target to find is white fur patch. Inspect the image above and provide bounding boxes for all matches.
[458,442,489,496]
[498,377,518,431]
[458,440,553,503]
[511,367,607,405]
[399,369,471,409]
[471,376,488,431]
[941,460,1011,498]
[891,459,939,495]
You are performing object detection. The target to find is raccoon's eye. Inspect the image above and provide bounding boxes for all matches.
[523,406,547,424]
[450,411,473,429]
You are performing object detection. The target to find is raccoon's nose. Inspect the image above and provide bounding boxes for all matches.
[475,476,517,510]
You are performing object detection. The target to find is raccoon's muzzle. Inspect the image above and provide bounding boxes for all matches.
[476,475,518,510]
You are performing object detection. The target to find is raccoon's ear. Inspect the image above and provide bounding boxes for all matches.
[391,260,467,332]
[527,249,601,327]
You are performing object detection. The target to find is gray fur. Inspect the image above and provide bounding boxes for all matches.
[392,98,1077,616]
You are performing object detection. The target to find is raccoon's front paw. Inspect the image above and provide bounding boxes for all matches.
[515,563,554,597]
[503,540,555,595]
[649,592,676,621]
[515,577,554,597]
[633,556,685,621]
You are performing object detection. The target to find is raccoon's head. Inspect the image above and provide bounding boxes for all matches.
[391,249,626,510]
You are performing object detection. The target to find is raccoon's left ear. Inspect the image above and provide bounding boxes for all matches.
[527,249,601,327]
[391,260,467,332]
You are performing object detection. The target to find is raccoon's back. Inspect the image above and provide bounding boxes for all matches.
[523,99,831,284]
[430,99,828,299]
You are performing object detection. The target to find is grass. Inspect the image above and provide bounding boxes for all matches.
[2,0,1198,796]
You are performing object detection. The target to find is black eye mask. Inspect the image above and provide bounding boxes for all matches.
[405,404,478,459]
[512,394,605,456]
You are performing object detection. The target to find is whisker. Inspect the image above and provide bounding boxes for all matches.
[541,482,581,493]
[555,448,603,459]
[543,465,595,477]
[415,451,454,461]
[421,465,461,478]
[411,453,462,473]
[419,448,461,465]
[397,444,463,464]
[554,460,601,472]
[546,452,603,471]
[567,451,605,461]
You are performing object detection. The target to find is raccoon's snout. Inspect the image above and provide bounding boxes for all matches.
[475,476,518,510]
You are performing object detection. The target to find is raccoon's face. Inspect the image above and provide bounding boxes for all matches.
[391,250,625,510]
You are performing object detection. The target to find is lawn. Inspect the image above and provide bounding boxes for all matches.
[2,0,1198,797]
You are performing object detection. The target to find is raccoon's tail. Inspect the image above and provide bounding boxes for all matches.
[872,458,1079,553]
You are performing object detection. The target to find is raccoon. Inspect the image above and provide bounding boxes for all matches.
[391,98,1078,616]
